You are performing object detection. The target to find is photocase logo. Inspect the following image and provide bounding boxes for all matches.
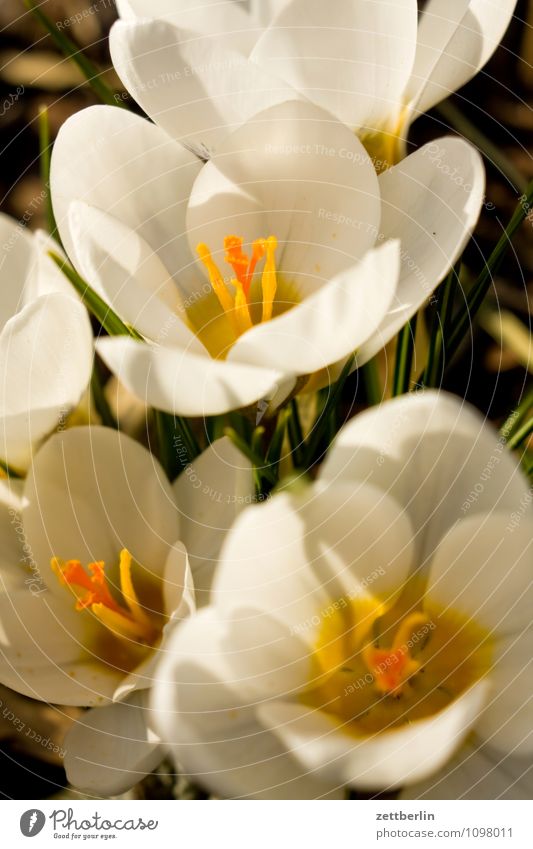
[20,810,46,837]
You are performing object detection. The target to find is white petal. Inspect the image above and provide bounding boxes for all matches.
[228,242,399,374]
[0,293,93,470]
[320,391,530,565]
[67,201,204,354]
[358,137,484,364]
[0,589,122,706]
[251,0,291,26]
[401,739,533,800]
[251,0,418,131]
[408,0,518,116]
[116,0,259,54]
[258,681,489,791]
[22,426,179,594]
[173,436,255,602]
[64,691,162,795]
[151,608,340,798]
[213,481,414,643]
[186,100,381,294]
[426,513,533,637]
[110,20,296,156]
[51,105,202,295]
[475,630,533,755]
[96,335,287,416]
[0,214,42,328]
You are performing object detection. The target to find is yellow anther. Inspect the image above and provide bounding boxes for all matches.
[231,278,253,335]
[196,243,237,325]
[261,236,278,323]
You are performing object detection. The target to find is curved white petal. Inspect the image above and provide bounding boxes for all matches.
[358,137,484,364]
[0,214,31,328]
[426,513,533,637]
[229,241,399,374]
[0,589,122,706]
[250,0,291,26]
[0,293,93,470]
[258,681,489,791]
[476,630,533,756]
[96,335,287,417]
[320,391,529,565]
[51,105,202,295]
[186,100,381,294]
[64,691,162,795]
[173,436,255,602]
[22,426,179,594]
[213,481,414,644]
[401,739,533,800]
[116,0,260,55]
[110,20,297,156]
[67,201,205,354]
[251,0,418,132]
[151,608,340,798]
[408,0,518,116]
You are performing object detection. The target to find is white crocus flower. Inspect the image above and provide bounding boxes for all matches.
[151,392,532,799]
[116,0,289,55]
[0,427,254,795]
[0,214,93,472]
[111,0,517,165]
[51,100,483,417]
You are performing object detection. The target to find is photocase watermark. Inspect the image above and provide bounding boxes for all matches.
[422,141,495,212]
[0,85,24,118]
[8,508,46,596]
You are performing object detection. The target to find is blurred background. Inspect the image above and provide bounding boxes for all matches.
[0,0,531,799]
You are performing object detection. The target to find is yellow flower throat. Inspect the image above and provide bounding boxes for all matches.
[302,584,492,736]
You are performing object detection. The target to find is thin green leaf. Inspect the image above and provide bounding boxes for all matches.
[361,356,382,406]
[305,352,356,466]
[422,265,460,388]
[49,251,142,340]
[445,180,533,364]
[90,359,117,429]
[223,428,276,485]
[155,411,199,480]
[287,398,305,468]
[500,386,533,441]
[266,407,290,476]
[392,315,418,397]
[506,417,533,452]
[25,0,125,109]
[38,104,58,238]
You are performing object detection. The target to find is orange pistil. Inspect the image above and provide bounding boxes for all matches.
[51,549,157,644]
[362,612,429,695]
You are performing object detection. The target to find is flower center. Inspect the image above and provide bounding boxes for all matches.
[302,586,492,735]
[51,549,159,646]
[196,234,278,337]
[188,234,300,359]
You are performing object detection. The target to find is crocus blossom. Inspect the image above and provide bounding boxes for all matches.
[50,100,484,418]
[0,427,253,794]
[111,0,517,164]
[0,214,93,471]
[151,392,532,799]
